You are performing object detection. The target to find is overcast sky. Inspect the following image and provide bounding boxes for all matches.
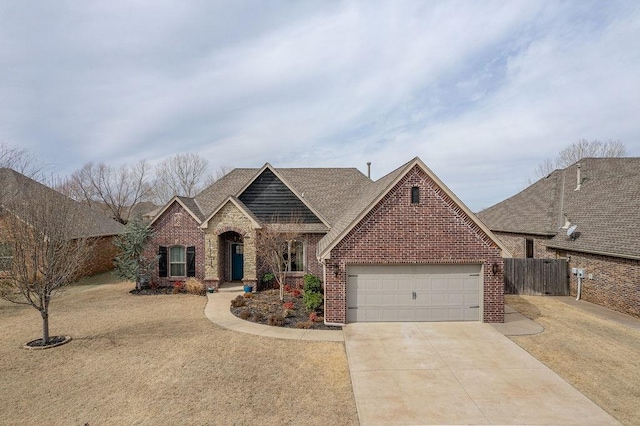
[1,1,639,211]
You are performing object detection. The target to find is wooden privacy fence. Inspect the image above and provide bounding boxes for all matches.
[504,258,569,295]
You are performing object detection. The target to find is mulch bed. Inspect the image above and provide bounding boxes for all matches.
[23,335,71,350]
[231,289,341,330]
[129,287,174,295]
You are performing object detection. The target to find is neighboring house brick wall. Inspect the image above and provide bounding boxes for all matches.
[494,232,640,319]
[80,236,120,277]
[566,251,640,318]
[325,166,505,324]
[147,202,205,287]
[493,232,555,259]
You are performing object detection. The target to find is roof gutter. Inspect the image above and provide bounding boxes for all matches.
[545,245,640,261]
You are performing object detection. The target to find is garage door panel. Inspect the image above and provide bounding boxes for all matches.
[347,265,482,322]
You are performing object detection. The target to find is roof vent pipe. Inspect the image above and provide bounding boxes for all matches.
[575,163,582,191]
[367,162,371,179]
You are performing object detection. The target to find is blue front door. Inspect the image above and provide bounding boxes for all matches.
[231,243,244,281]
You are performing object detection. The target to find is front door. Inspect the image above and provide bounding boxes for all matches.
[231,243,244,281]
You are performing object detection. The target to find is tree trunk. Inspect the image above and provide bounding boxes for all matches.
[41,309,50,345]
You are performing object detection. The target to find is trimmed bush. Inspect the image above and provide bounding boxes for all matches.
[303,274,323,294]
[295,321,314,329]
[267,314,285,327]
[238,309,251,320]
[185,278,206,296]
[231,295,246,308]
[303,291,322,312]
[253,311,264,322]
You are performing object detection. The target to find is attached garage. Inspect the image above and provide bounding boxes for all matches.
[346,264,482,322]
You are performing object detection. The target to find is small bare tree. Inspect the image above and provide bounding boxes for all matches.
[531,139,628,181]
[0,141,47,179]
[0,187,93,346]
[255,218,303,301]
[151,153,212,204]
[63,160,152,224]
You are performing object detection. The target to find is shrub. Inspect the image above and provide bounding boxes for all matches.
[267,314,285,327]
[283,309,293,318]
[284,284,292,293]
[295,321,313,329]
[303,291,322,312]
[231,295,246,308]
[283,301,295,310]
[172,281,184,294]
[243,292,254,299]
[291,289,302,298]
[303,274,323,294]
[262,272,275,283]
[185,278,206,296]
[309,312,318,322]
[238,309,251,320]
[253,311,264,322]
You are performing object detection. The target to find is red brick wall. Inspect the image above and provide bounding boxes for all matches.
[81,236,120,277]
[567,251,640,318]
[493,232,555,259]
[146,202,205,287]
[494,232,640,319]
[325,165,505,324]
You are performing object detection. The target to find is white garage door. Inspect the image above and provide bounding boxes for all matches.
[347,264,482,322]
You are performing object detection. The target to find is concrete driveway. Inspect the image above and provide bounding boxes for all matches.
[343,322,619,425]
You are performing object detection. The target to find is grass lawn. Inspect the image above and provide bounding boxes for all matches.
[0,273,358,425]
[506,295,640,426]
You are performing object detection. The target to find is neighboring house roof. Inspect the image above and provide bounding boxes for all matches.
[478,158,640,260]
[0,168,124,238]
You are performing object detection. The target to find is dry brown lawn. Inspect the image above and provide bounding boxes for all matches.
[506,295,640,425]
[0,274,358,425]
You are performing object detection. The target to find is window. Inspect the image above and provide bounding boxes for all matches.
[170,246,186,276]
[525,239,534,258]
[411,186,420,204]
[0,242,14,272]
[282,240,305,272]
[159,245,196,278]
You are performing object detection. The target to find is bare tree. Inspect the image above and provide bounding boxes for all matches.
[255,219,303,301]
[0,141,47,179]
[0,185,93,346]
[151,153,211,204]
[532,139,627,180]
[63,161,152,224]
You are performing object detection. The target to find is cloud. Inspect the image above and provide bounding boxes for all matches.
[0,1,638,210]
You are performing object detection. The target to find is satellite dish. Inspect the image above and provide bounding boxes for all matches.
[567,224,578,238]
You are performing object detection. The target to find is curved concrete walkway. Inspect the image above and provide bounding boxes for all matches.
[203,283,343,342]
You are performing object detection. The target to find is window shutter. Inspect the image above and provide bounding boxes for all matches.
[158,246,167,277]
[187,246,196,277]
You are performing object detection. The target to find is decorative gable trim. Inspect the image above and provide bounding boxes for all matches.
[236,163,331,227]
[149,196,202,226]
[200,196,262,229]
[319,157,512,260]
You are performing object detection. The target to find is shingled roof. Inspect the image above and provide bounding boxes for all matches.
[0,168,124,238]
[478,158,640,260]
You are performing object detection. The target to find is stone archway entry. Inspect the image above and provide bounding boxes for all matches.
[231,243,244,281]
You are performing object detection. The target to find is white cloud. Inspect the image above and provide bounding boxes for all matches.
[0,1,639,210]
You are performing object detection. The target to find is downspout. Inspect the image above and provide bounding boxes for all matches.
[576,275,582,301]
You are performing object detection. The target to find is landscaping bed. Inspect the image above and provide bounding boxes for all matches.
[230,289,340,330]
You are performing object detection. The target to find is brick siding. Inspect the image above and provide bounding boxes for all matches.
[80,236,120,277]
[494,231,640,319]
[146,202,205,287]
[324,165,505,324]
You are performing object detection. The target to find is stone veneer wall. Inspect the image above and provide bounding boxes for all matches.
[204,202,257,287]
[324,165,505,324]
